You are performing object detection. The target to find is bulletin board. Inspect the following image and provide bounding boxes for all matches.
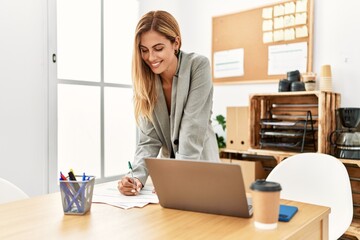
[212,0,313,84]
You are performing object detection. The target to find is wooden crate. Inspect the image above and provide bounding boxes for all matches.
[249,91,341,154]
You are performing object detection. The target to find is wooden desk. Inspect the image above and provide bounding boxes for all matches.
[0,193,329,240]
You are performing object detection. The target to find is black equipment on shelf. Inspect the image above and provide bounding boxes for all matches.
[330,108,360,159]
[259,110,317,152]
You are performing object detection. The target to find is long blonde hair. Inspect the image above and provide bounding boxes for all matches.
[132,10,182,124]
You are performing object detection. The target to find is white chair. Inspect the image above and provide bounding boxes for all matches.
[266,153,353,240]
[0,178,29,204]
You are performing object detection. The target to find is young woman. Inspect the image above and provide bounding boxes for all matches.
[118,10,220,195]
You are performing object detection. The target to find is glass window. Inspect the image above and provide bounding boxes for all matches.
[104,87,136,176]
[58,84,101,176]
[104,0,138,84]
[57,0,101,81]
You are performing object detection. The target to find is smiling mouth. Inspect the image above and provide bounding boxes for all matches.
[151,61,162,68]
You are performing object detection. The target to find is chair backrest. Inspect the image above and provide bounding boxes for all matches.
[266,153,353,240]
[0,178,29,204]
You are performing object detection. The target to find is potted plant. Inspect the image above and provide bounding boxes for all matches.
[213,114,226,149]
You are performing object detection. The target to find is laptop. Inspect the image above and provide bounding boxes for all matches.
[145,158,253,218]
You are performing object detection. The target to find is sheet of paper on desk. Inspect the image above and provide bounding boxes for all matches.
[92,181,159,209]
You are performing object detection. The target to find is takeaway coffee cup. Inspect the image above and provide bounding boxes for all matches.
[250,179,282,230]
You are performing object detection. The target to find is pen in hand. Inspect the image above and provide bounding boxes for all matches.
[128,161,137,193]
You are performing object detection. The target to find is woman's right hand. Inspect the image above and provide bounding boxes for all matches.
[117,176,142,196]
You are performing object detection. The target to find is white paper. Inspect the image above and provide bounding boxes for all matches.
[284,28,295,40]
[263,32,273,43]
[262,20,273,31]
[284,15,295,27]
[296,0,308,12]
[274,17,284,29]
[296,26,308,38]
[285,2,296,14]
[274,29,284,42]
[274,4,285,17]
[295,12,307,25]
[268,42,308,75]
[213,48,244,78]
[92,181,159,209]
[262,7,273,19]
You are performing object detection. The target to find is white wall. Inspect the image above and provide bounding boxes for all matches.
[0,0,48,196]
[139,0,360,138]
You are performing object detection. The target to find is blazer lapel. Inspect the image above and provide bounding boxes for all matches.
[171,52,190,145]
[153,76,172,153]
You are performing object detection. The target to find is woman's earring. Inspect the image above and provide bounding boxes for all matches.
[174,49,178,55]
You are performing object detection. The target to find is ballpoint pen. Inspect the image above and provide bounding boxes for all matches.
[128,161,137,192]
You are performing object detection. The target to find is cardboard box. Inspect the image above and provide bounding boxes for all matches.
[221,159,266,193]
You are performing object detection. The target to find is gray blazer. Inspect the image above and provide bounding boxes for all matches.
[131,51,220,185]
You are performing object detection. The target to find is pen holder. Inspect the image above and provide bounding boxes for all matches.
[59,176,95,215]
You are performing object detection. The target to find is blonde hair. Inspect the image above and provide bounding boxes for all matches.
[132,10,182,124]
